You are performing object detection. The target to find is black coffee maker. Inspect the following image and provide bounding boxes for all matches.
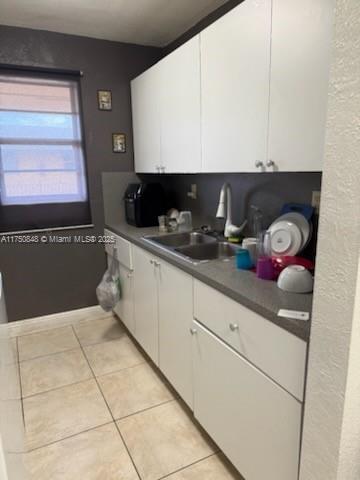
[124,183,166,227]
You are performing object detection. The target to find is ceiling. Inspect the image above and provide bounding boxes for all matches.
[0,0,229,47]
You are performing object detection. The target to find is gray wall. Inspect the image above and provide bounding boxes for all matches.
[0,25,161,321]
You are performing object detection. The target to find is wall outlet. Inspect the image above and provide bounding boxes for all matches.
[312,191,321,213]
[187,184,197,200]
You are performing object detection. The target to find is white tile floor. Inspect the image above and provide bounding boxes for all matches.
[13,313,243,479]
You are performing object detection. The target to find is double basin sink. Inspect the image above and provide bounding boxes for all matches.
[143,231,239,264]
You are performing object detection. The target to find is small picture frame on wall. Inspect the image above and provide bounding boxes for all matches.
[97,90,112,111]
[112,133,126,153]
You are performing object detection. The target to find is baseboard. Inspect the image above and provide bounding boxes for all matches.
[7,305,113,337]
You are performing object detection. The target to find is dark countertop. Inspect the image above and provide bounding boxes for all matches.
[106,222,312,342]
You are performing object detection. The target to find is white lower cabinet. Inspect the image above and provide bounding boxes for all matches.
[109,239,304,480]
[158,261,193,408]
[193,280,306,401]
[113,266,135,335]
[132,244,194,407]
[106,248,135,335]
[192,320,302,480]
[133,246,159,365]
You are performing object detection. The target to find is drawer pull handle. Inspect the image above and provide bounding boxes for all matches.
[150,259,155,265]
[229,323,239,331]
[190,328,197,335]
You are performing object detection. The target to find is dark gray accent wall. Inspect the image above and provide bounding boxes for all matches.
[0,25,161,321]
[140,172,322,257]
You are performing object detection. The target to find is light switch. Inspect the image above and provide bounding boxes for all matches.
[311,191,321,213]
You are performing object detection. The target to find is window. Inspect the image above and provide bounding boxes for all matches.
[0,70,91,233]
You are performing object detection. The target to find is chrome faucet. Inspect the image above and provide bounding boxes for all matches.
[216,183,247,238]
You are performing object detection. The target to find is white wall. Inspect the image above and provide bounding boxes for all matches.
[337,259,360,478]
[300,0,360,478]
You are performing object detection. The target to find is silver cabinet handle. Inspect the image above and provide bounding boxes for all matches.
[229,323,239,331]
[126,273,132,279]
[161,166,165,173]
[190,328,197,335]
[266,159,275,168]
[150,259,155,265]
[154,261,161,267]
[155,165,160,173]
[255,161,264,168]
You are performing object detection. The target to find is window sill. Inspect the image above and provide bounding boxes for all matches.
[1,224,95,235]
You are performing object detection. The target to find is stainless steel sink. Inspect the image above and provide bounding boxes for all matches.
[175,242,239,261]
[145,231,217,248]
[143,231,239,264]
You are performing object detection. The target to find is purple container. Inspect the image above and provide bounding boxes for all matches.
[256,256,274,280]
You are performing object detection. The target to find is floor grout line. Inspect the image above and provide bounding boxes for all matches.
[22,326,119,455]
[18,345,82,364]
[90,362,149,380]
[12,314,115,339]
[15,319,122,349]
[17,331,129,365]
[18,318,222,479]
[78,333,130,350]
[25,421,114,454]
[22,376,95,401]
[158,452,218,480]
[19,339,147,400]
[15,336,26,427]
[94,359,148,380]
[15,324,77,341]
[71,324,143,480]
[21,374,94,400]
[114,398,176,423]
[114,422,143,480]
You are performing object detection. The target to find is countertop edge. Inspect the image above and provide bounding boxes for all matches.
[106,224,311,343]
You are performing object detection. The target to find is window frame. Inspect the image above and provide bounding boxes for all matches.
[0,65,93,234]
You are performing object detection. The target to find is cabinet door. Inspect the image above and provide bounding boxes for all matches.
[193,280,306,401]
[158,262,193,408]
[131,63,161,173]
[113,266,135,335]
[192,321,301,480]
[132,246,159,364]
[160,36,201,173]
[200,0,271,172]
[268,0,334,171]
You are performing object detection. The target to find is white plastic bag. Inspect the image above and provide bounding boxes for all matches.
[96,254,121,312]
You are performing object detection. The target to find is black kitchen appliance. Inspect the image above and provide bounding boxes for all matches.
[124,183,166,227]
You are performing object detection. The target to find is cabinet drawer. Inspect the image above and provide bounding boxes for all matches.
[192,320,301,480]
[193,280,306,400]
[104,229,133,270]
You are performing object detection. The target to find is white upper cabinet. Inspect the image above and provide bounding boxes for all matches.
[267,0,335,171]
[160,36,201,173]
[200,0,271,173]
[131,0,334,174]
[131,63,162,173]
[131,36,201,174]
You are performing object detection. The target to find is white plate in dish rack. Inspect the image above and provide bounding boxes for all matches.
[268,220,303,256]
[277,212,311,250]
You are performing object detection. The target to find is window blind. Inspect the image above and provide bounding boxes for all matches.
[0,71,91,233]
